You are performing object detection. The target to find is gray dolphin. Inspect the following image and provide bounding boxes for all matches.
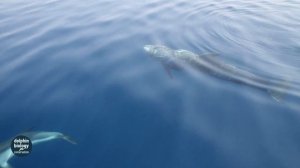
[0,131,76,168]
[144,45,299,101]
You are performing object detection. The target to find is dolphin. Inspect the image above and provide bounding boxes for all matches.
[0,131,76,168]
[144,45,300,101]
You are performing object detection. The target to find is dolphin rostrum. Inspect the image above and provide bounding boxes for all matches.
[0,131,76,168]
[144,45,300,101]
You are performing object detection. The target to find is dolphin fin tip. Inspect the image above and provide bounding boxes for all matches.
[268,89,284,103]
[63,135,77,145]
[267,80,291,103]
[161,63,174,79]
[0,163,13,168]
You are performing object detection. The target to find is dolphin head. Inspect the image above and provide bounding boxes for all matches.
[143,45,160,57]
[143,45,154,53]
[144,45,183,77]
[144,45,175,61]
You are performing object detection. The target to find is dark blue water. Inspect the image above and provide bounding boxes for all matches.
[1,0,300,167]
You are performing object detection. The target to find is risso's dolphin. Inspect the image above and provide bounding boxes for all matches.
[0,131,76,168]
[144,45,300,101]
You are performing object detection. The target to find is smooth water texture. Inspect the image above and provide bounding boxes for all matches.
[1,0,300,168]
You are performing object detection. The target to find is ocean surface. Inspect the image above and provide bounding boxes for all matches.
[1,0,300,167]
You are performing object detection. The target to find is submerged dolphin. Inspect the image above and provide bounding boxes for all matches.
[0,131,76,168]
[144,45,297,101]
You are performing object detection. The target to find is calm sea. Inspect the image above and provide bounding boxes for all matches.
[1,0,300,167]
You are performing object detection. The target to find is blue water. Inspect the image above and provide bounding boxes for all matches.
[1,0,300,167]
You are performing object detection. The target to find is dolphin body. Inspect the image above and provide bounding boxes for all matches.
[0,131,76,168]
[144,45,296,101]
